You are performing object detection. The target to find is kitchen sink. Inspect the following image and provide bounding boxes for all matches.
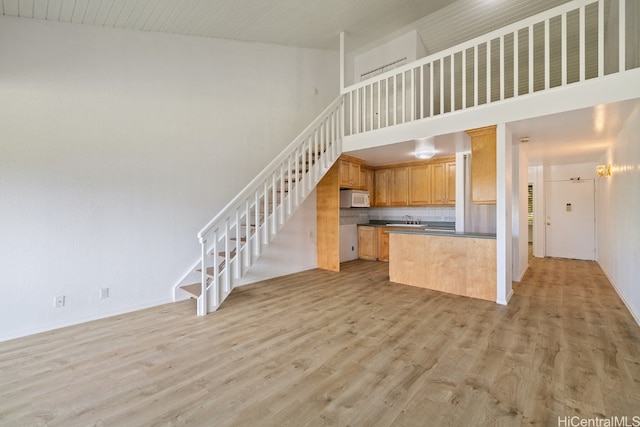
[385,223,425,228]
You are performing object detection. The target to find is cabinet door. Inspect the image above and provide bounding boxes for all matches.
[357,226,377,260]
[374,169,390,206]
[349,162,361,188]
[339,160,361,189]
[409,165,431,205]
[360,169,373,193]
[446,162,456,205]
[389,167,408,206]
[431,163,446,204]
[466,126,496,204]
[338,160,351,188]
[377,227,390,261]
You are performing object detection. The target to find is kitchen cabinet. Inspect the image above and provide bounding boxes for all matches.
[431,161,456,205]
[389,168,409,206]
[357,226,401,262]
[377,227,390,261]
[376,226,409,261]
[317,162,340,272]
[360,168,373,193]
[373,169,390,206]
[409,165,432,205]
[339,158,360,189]
[376,157,455,207]
[357,226,377,260]
[466,125,496,204]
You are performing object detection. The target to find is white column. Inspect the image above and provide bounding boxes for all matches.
[496,123,513,305]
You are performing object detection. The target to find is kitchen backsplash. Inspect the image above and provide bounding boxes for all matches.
[340,208,370,225]
[340,207,455,225]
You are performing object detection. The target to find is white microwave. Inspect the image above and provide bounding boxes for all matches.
[340,190,370,208]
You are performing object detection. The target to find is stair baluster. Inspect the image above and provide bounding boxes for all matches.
[174,97,343,314]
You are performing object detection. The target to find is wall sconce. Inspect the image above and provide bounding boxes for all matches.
[596,164,611,177]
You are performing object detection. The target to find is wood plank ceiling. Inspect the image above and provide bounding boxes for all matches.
[0,0,574,52]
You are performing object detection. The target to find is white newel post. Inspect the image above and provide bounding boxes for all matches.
[199,238,207,316]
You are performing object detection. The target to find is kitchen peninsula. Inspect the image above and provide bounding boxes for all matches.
[388,229,496,302]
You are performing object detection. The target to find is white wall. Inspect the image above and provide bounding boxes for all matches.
[546,163,597,181]
[597,103,640,324]
[350,30,425,85]
[512,143,529,282]
[528,165,546,257]
[0,17,339,341]
[236,192,318,287]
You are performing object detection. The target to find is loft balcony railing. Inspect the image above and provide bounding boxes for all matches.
[342,0,637,136]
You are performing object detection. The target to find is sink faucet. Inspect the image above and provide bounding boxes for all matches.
[403,215,414,224]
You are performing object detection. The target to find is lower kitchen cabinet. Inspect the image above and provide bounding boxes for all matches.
[377,227,390,261]
[358,226,407,262]
[357,226,377,260]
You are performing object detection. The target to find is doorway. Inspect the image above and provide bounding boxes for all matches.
[545,179,595,260]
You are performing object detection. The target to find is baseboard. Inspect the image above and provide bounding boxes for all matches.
[496,288,514,305]
[597,261,640,327]
[515,264,529,282]
[234,263,318,288]
[0,297,173,343]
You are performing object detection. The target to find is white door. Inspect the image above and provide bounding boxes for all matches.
[545,179,595,260]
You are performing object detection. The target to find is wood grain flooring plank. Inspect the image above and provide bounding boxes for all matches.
[1,256,639,425]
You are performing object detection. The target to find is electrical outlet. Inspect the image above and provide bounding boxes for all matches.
[99,288,109,299]
[55,295,65,308]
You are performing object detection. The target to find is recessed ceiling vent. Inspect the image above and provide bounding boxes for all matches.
[360,57,407,81]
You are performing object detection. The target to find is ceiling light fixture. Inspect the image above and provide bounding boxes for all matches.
[414,138,436,159]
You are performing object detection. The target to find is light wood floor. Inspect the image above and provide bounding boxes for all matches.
[1,256,639,426]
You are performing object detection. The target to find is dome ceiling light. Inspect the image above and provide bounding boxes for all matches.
[414,138,436,159]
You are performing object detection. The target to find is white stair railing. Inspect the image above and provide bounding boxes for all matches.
[175,96,343,315]
[343,0,635,136]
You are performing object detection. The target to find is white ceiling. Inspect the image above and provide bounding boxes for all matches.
[511,99,640,166]
[0,0,452,51]
[347,98,640,167]
[0,0,573,52]
[347,133,470,167]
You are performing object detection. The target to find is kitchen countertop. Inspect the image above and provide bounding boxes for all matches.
[386,229,496,239]
[356,221,495,239]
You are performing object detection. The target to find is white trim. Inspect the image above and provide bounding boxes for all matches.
[598,262,640,327]
[0,297,173,343]
[515,264,529,282]
[497,288,514,306]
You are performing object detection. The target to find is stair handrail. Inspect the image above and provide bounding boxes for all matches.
[198,95,343,241]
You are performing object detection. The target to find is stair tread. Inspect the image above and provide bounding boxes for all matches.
[217,248,238,258]
[179,283,202,299]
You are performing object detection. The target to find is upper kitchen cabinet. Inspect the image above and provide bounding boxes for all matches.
[408,165,431,206]
[431,161,456,206]
[374,169,390,206]
[338,155,361,189]
[375,157,456,207]
[360,168,373,193]
[389,168,409,206]
[466,125,496,204]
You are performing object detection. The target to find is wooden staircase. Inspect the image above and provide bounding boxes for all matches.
[173,97,344,315]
